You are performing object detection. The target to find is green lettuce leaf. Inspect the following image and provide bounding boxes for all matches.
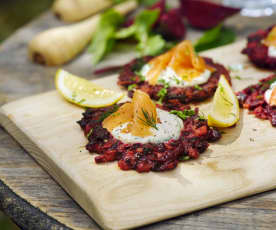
[88,9,124,65]
[194,24,236,52]
[137,34,166,56]
[138,0,160,6]
[115,9,166,56]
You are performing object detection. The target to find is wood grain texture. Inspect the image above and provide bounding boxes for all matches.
[1,8,276,230]
[1,40,276,230]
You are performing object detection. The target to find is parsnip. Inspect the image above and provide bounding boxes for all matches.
[53,0,112,22]
[29,0,137,66]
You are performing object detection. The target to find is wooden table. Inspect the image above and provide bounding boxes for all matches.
[0,11,276,230]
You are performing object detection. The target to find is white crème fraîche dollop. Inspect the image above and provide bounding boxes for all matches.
[111,109,183,144]
[268,46,276,58]
[141,64,211,87]
[264,81,276,104]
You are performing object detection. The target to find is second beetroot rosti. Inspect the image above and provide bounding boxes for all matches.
[242,25,276,69]
[118,40,231,110]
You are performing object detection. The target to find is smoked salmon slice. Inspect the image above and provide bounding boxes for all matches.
[269,87,276,106]
[263,26,276,47]
[145,40,213,85]
[103,90,158,137]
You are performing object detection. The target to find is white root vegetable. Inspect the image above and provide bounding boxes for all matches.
[53,0,112,22]
[29,0,137,66]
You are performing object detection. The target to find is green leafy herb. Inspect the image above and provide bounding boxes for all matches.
[134,70,146,81]
[86,128,93,138]
[266,77,276,86]
[138,108,158,130]
[115,9,166,56]
[194,24,236,52]
[137,0,160,6]
[194,84,203,90]
[170,110,196,120]
[172,76,181,85]
[111,0,128,4]
[233,75,241,80]
[179,155,190,161]
[89,9,124,65]
[157,79,169,104]
[131,59,147,72]
[128,84,137,91]
[98,104,120,122]
[198,112,206,121]
[137,34,166,56]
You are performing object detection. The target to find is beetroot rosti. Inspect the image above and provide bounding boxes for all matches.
[118,57,231,110]
[78,105,221,173]
[242,25,276,69]
[237,75,276,127]
[118,41,230,110]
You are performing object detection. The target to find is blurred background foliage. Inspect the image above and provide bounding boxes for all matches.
[0,1,53,229]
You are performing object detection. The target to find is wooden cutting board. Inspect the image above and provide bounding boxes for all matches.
[1,40,276,230]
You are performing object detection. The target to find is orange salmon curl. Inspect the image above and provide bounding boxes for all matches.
[102,90,158,137]
[146,40,214,85]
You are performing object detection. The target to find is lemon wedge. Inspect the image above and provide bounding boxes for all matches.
[55,69,124,108]
[208,75,240,128]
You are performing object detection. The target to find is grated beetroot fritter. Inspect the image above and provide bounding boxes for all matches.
[77,105,221,173]
[237,75,276,127]
[242,25,276,69]
[118,56,231,111]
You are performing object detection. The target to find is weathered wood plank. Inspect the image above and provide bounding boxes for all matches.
[0,8,276,230]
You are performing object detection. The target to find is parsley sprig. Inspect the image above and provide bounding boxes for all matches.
[157,79,169,104]
[170,109,196,120]
[138,108,158,130]
[194,84,203,90]
[128,84,137,91]
[98,105,120,122]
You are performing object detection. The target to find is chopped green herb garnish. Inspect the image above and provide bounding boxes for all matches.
[138,0,160,6]
[86,128,93,138]
[128,84,137,91]
[98,104,120,122]
[170,109,196,120]
[131,59,147,72]
[157,79,169,104]
[179,155,190,161]
[194,84,203,90]
[173,76,181,85]
[134,71,146,81]
[197,112,206,121]
[138,108,158,130]
[233,75,242,80]
[266,77,276,86]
